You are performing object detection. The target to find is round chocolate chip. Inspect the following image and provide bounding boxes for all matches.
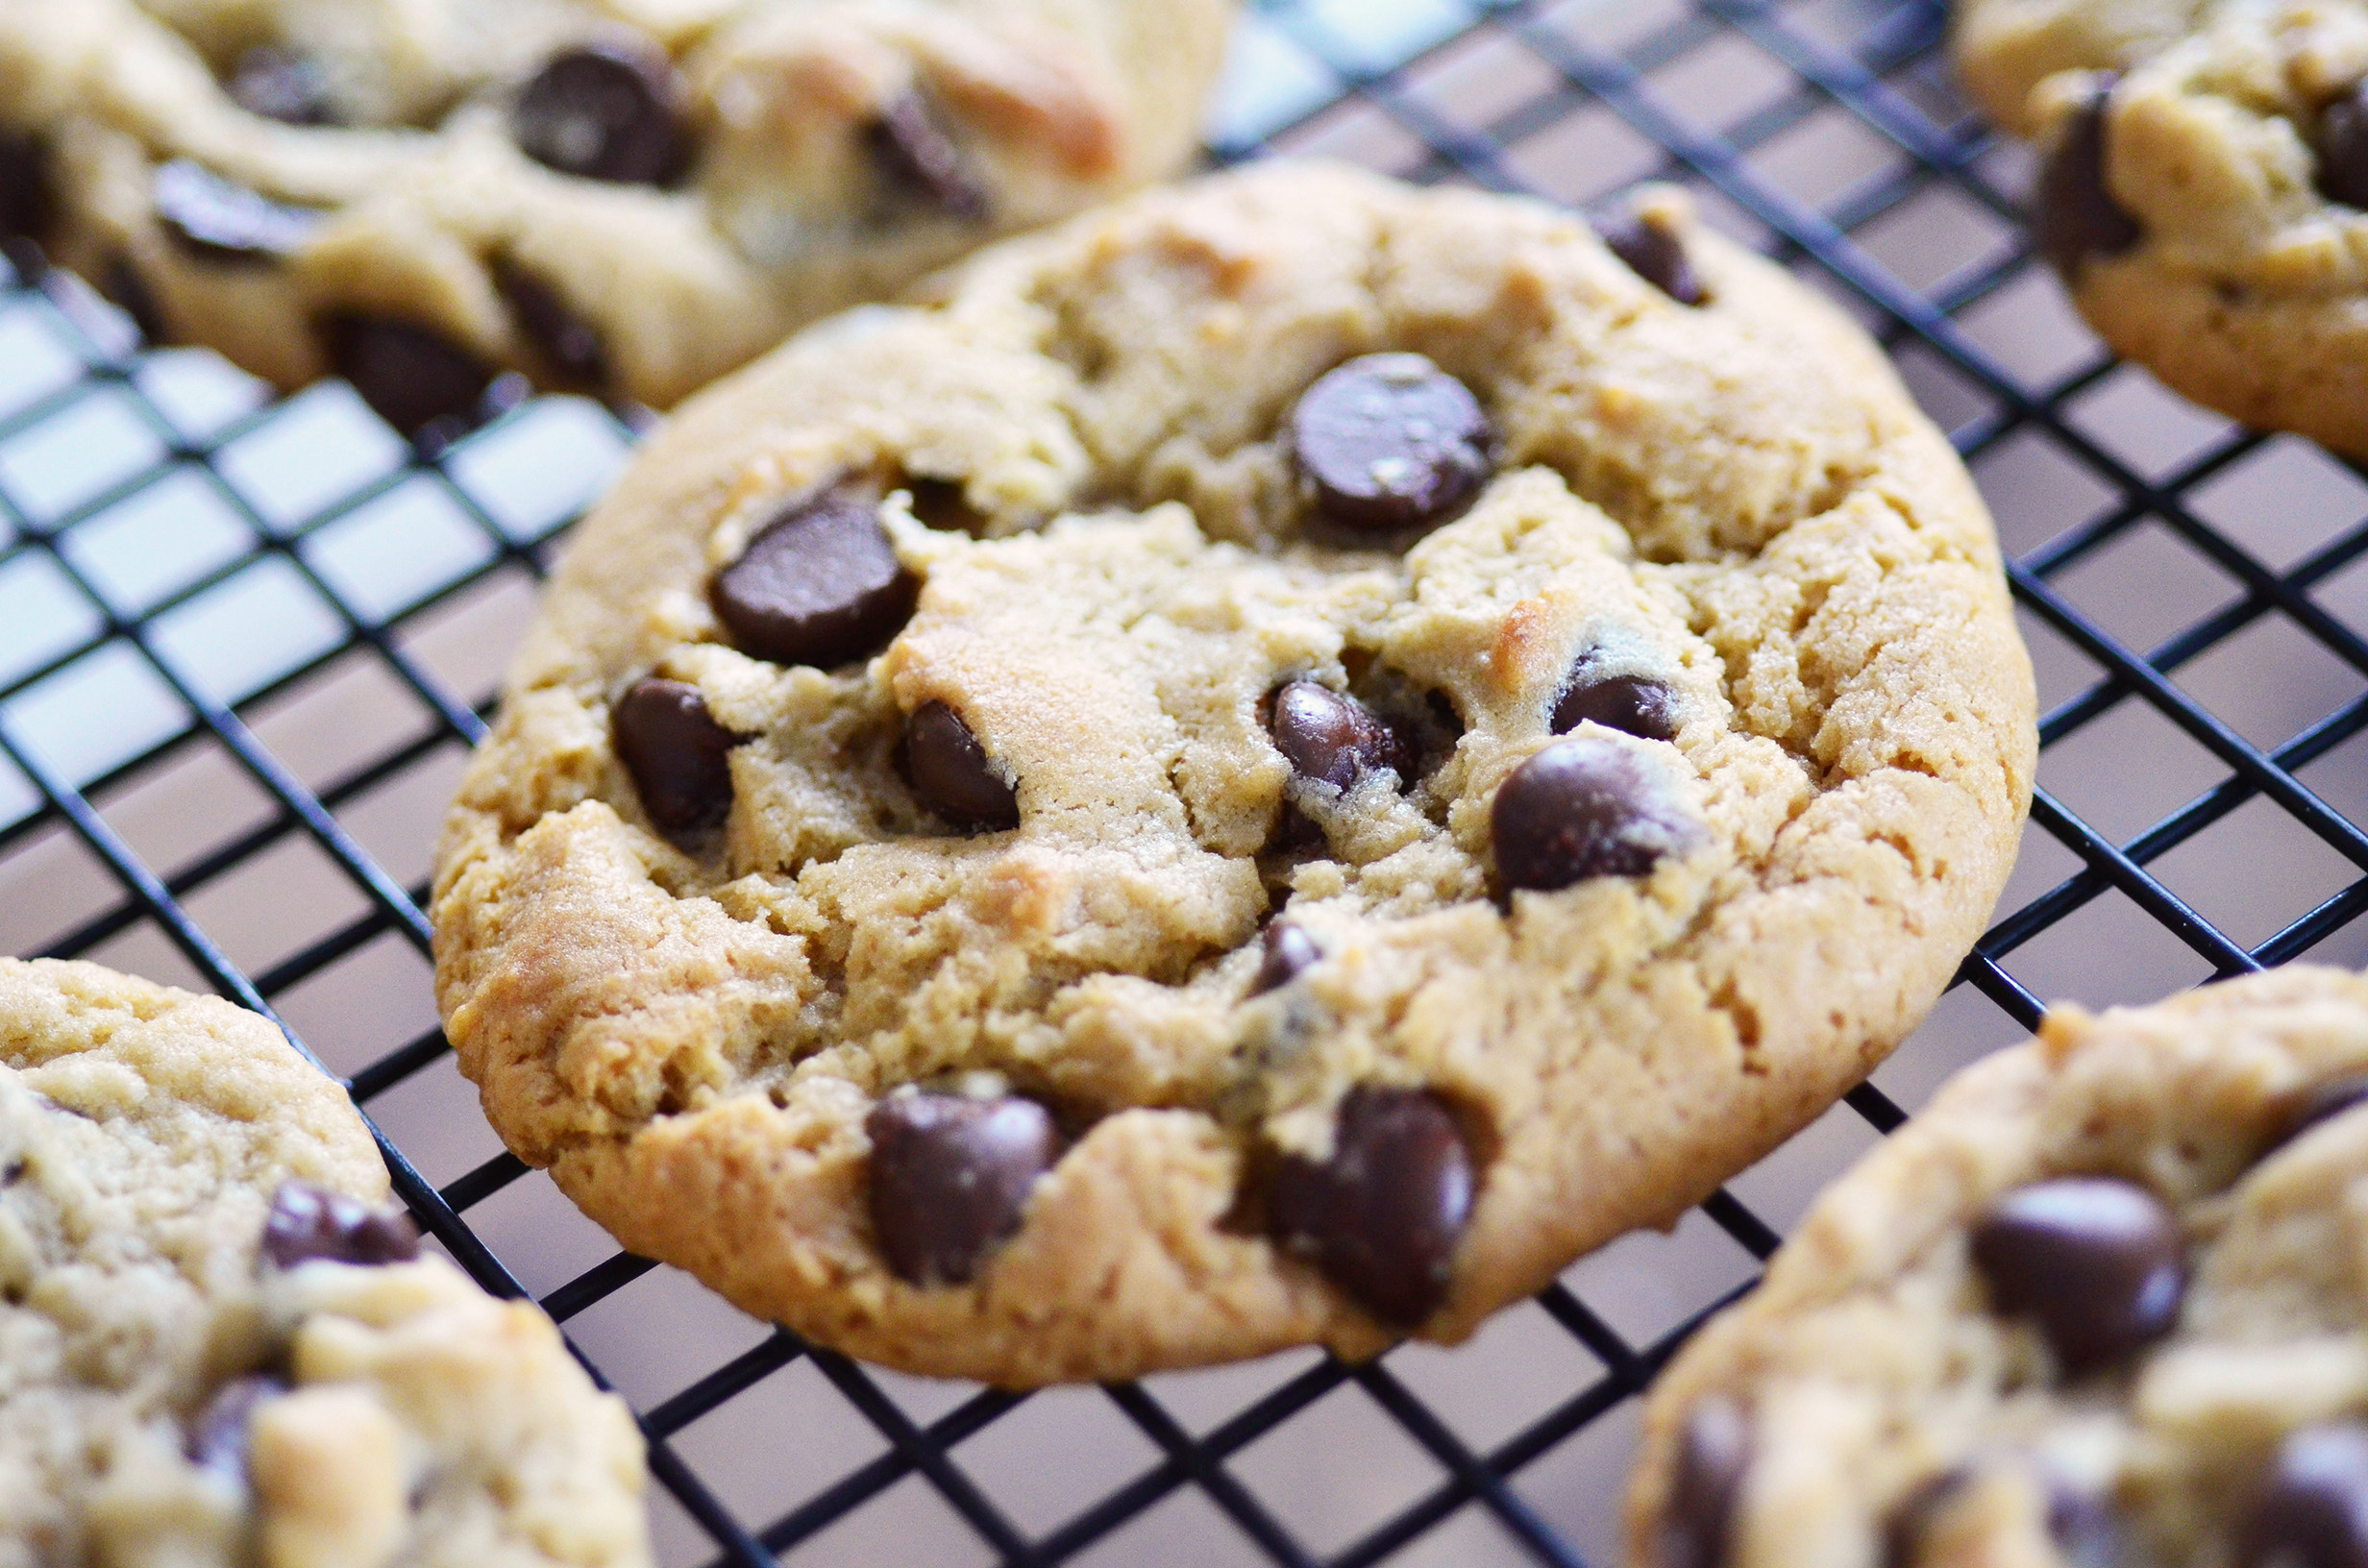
[2036,81,2142,278]
[261,1180,421,1268]
[2270,1074,2368,1158]
[1969,1177,2183,1375]
[1552,659,1681,743]
[2322,82,2368,210]
[186,1374,285,1476]
[1268,681,1408,792]
[1491,736,1703,894]
[0,130,55,242]
[513,41,689,186]
[710,490,917,668]
[153,159,325,261]
[324,314,495,444]
[612,677,748,845]
[229,47,339,126]
[1269,1086,1473,1327]
[866,1091,1060,1286]
[903,700,1019,832]
[869,91,989,222]
[1290,353,1494,533]
[494,257,607,390]
[1654,1398,1749,1568]
[2239,1424,2368,1568]
[1600,209,1705,306]
[1248,921,1320,996]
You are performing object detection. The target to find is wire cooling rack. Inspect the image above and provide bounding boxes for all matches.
[10,0,2368,1561]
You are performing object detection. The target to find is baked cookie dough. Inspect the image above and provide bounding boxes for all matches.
[1625,966,2368,1568]
[431,161,2037,1387]
[0,956,650,1568]
[1954,0,2368,460]
[0,0,1232,443]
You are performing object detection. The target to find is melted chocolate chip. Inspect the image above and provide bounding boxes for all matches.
[1600,209,1705,306]
[1969,1177,2183,1375]
[869,92,989,221]
[1491,736,1702,893]
[2240,1424,2368,1568]
[903,700,1019,831]
[324,314,495,444]
[494,257,606,390]
[1268,681,1408,792]
[261,1181,420,1268]
[0,130,54,242]
[186,1374,285,1476]
[1654,1399,1749,1568]
[1290,354,1494,533]
[229,47,339,126]
[1552,659,1681,742]
[513,41,689,186]
[2324,82,2368,210]
[612,677,749,844]
[2270,1075,2368,1157]
[1269,1086,1472,1326]
[1249,922,1320,996]
[710,490,917,668]
[866,1091,1059,1286]
[153,160,325,261]
[2036,82,2142,278]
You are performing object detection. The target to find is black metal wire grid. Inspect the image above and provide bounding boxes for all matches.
[10,0,2368,1561]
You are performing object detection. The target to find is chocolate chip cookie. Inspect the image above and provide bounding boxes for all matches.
[1955,0,2368,459]
[0,0,1231,443]
[1626,965,2368,1568]
[431,161,2037,1386]
[0,957,649,1568]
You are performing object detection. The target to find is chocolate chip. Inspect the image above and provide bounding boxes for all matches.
[1268,681,1408,792]
[2324,82,2368,209]
[0,130,54,242]
[513,41,688,186]
[710,490,917,668]
[1552,659,1681,742]
[1290,353,1493,533]
[1491,736,1702,894]
[186,1374,285,1476]
[324,314,495,444]
[612,677,748,844]
[1248,922,1320,996]
[1969,1177,2183,1375]
[869,92,989,222]
[493,257,606,390]
[1654,1398,1749,1568]
[2239,1424,2368,1568]
[1600,210,1705,306]
[902,700,1019,831]
[2270,1075,2368,1157]
[1269,1086,1472,1326]
[866,1091,1059,1286]
[2036,81,2141,278]
[229,47,339,126]
[261,1181,421,1268]
[153,159,325,261]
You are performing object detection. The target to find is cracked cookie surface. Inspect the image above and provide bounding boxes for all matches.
[1628,966,2368,1568]
[0,957,649,1568]
[0,0,1230,436]
[431,161,2037,1386]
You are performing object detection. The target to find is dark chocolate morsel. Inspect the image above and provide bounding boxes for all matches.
[2323,81,2368,210]
[1600,209,1705,306]
[866,1091,1059,1286]
[1654,1398,1749,1568]
[153,159,325,261]
[869,91,989,221]
[1969,1177,2183,1375]
[2269,1075,2368,1158]
[1248,922,1320,996]
[0,130,55,242]
[1268,681,1407,792]
[903,700,1019,831]
[494,257,607,390]
[2238,1423,2368,1568]
[1289,353,1494,533]
[229,47,340,126]
[261,1180,421,1268]
[513,40,689,186]
[324,314,495,443]
[1552,659,1681,743]
[710,490,917,668]
[1491,735,1703,893]
[1269,1086,1472,1326]
[612,677,749,844]
[186,1374,286,1476]
[2036,81,2142,278]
